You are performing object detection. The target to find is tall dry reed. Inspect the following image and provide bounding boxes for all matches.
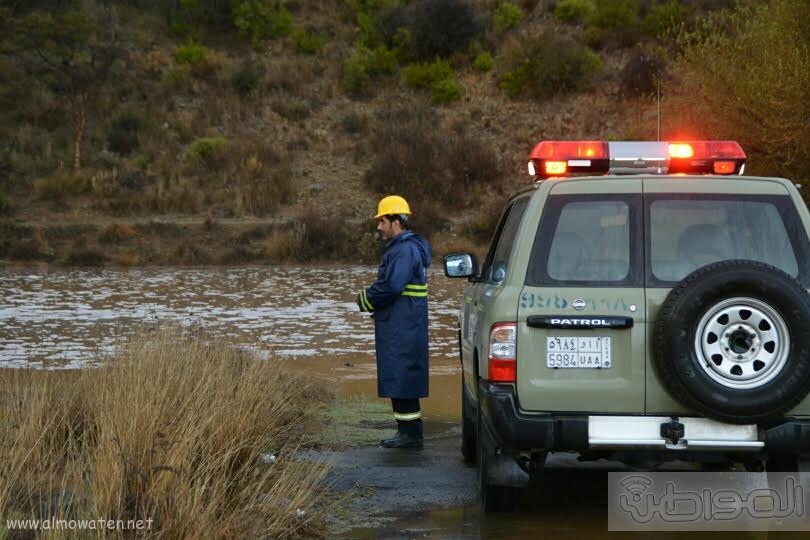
[0,328,331,538]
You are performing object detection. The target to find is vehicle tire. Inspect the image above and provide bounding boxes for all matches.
[461,377,477,465]
[654,260,810,424]
[477,406,518,513]
[766,452,799,472]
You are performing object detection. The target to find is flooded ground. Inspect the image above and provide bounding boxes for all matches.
[1,266,800,539]
[0,265,465,418]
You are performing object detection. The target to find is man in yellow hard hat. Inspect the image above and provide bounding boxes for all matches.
[357,195,432,449]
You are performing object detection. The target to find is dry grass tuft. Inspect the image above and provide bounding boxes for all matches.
[0,328,332,538]
[99,223,138,244]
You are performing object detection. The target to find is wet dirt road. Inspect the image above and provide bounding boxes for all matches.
[317,434,794,540]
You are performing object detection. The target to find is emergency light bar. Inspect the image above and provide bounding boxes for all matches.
[528,140,746,179]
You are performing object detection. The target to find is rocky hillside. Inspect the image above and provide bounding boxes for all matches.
[1,0,806,266]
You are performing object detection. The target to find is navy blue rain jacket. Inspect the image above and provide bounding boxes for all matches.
[360,231,432,399]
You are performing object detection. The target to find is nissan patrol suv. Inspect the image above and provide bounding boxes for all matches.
[443,140,810,512]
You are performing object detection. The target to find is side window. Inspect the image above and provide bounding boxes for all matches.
[481,198,529,282]
[527,195,640,286]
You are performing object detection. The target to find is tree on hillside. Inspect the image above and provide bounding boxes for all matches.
[2,2,127,171]
[664,0,810,182]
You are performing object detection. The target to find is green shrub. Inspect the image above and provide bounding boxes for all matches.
[0,145,11,187]
[271,98,312,121]
[473,51,494,71]
[294,209,362,262]
[188,137,228,168]
[373,4,410,49]
[231,64,262,97]
[363,99,502,220]
[339,111,367,135]
[162,65,193,90]
[588,0,640,46]
[341,52,371,97]
[589,0,638,30]
[402,60,452,89]
[175,41,209,65]
[341,45,399,97]
[401,60,463,104]
[643,0,692,39]
[99,223,138,244]
[1,225,54,261]
[349,0,399,48]
[432,77,464,104]
[0,223,8,256]
[0,190,9,215]
[241,166,295,217]
[64,248,107,266]
[265,205,378,262]
[292,28,325,54]
[554,0,595,24]
[107,112,142,155]
[492,2,524,33]
[583,25,606,48]
[407,0,483,60]
[498,32,602,97]
[168,0,207,41]
[34,173,90,202]
[618,50,665,97]
[232,1,293,47]
[668,0,810,182]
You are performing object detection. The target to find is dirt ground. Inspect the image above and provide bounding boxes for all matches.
[301,419,477,536]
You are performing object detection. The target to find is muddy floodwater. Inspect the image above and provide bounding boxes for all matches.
[0,266,801,539]
[0,265,464,419]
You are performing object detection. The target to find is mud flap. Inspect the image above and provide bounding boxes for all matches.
[483,452,529,488]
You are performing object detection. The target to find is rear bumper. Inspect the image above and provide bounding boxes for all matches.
[478,380,810,454]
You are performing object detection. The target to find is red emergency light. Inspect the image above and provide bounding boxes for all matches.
[528,140,747,179]
[528,141,610,178]
[667,141,747,175]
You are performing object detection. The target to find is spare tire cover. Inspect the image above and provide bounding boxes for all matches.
[654,260,810,424]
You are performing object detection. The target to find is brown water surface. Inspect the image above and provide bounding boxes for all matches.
[0,265,465,419]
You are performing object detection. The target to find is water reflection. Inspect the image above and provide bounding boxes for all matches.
[0,266,466,370]
[351,466,783,540]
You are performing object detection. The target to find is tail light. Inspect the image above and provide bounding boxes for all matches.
[488,322,516,382]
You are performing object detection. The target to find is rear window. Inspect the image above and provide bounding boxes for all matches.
[648,195,805,284]
[527,194,642,286]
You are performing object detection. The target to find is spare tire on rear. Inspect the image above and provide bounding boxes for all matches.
[654,260,810,424]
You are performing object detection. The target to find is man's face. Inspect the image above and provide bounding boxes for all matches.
[377,216,398,240]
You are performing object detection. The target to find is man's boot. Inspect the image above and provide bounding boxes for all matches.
[380,431,423,449]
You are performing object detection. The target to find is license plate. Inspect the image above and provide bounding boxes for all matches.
[546,336,611,368]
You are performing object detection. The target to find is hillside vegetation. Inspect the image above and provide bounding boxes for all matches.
[0,0,807,266]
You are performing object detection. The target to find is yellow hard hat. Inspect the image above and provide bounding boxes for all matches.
[374,195,411,219]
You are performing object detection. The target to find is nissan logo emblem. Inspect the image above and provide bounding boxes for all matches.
[572,298,587,311]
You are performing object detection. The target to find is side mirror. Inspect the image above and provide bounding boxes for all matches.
[444,253,478,278]
[492,261,506,282]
